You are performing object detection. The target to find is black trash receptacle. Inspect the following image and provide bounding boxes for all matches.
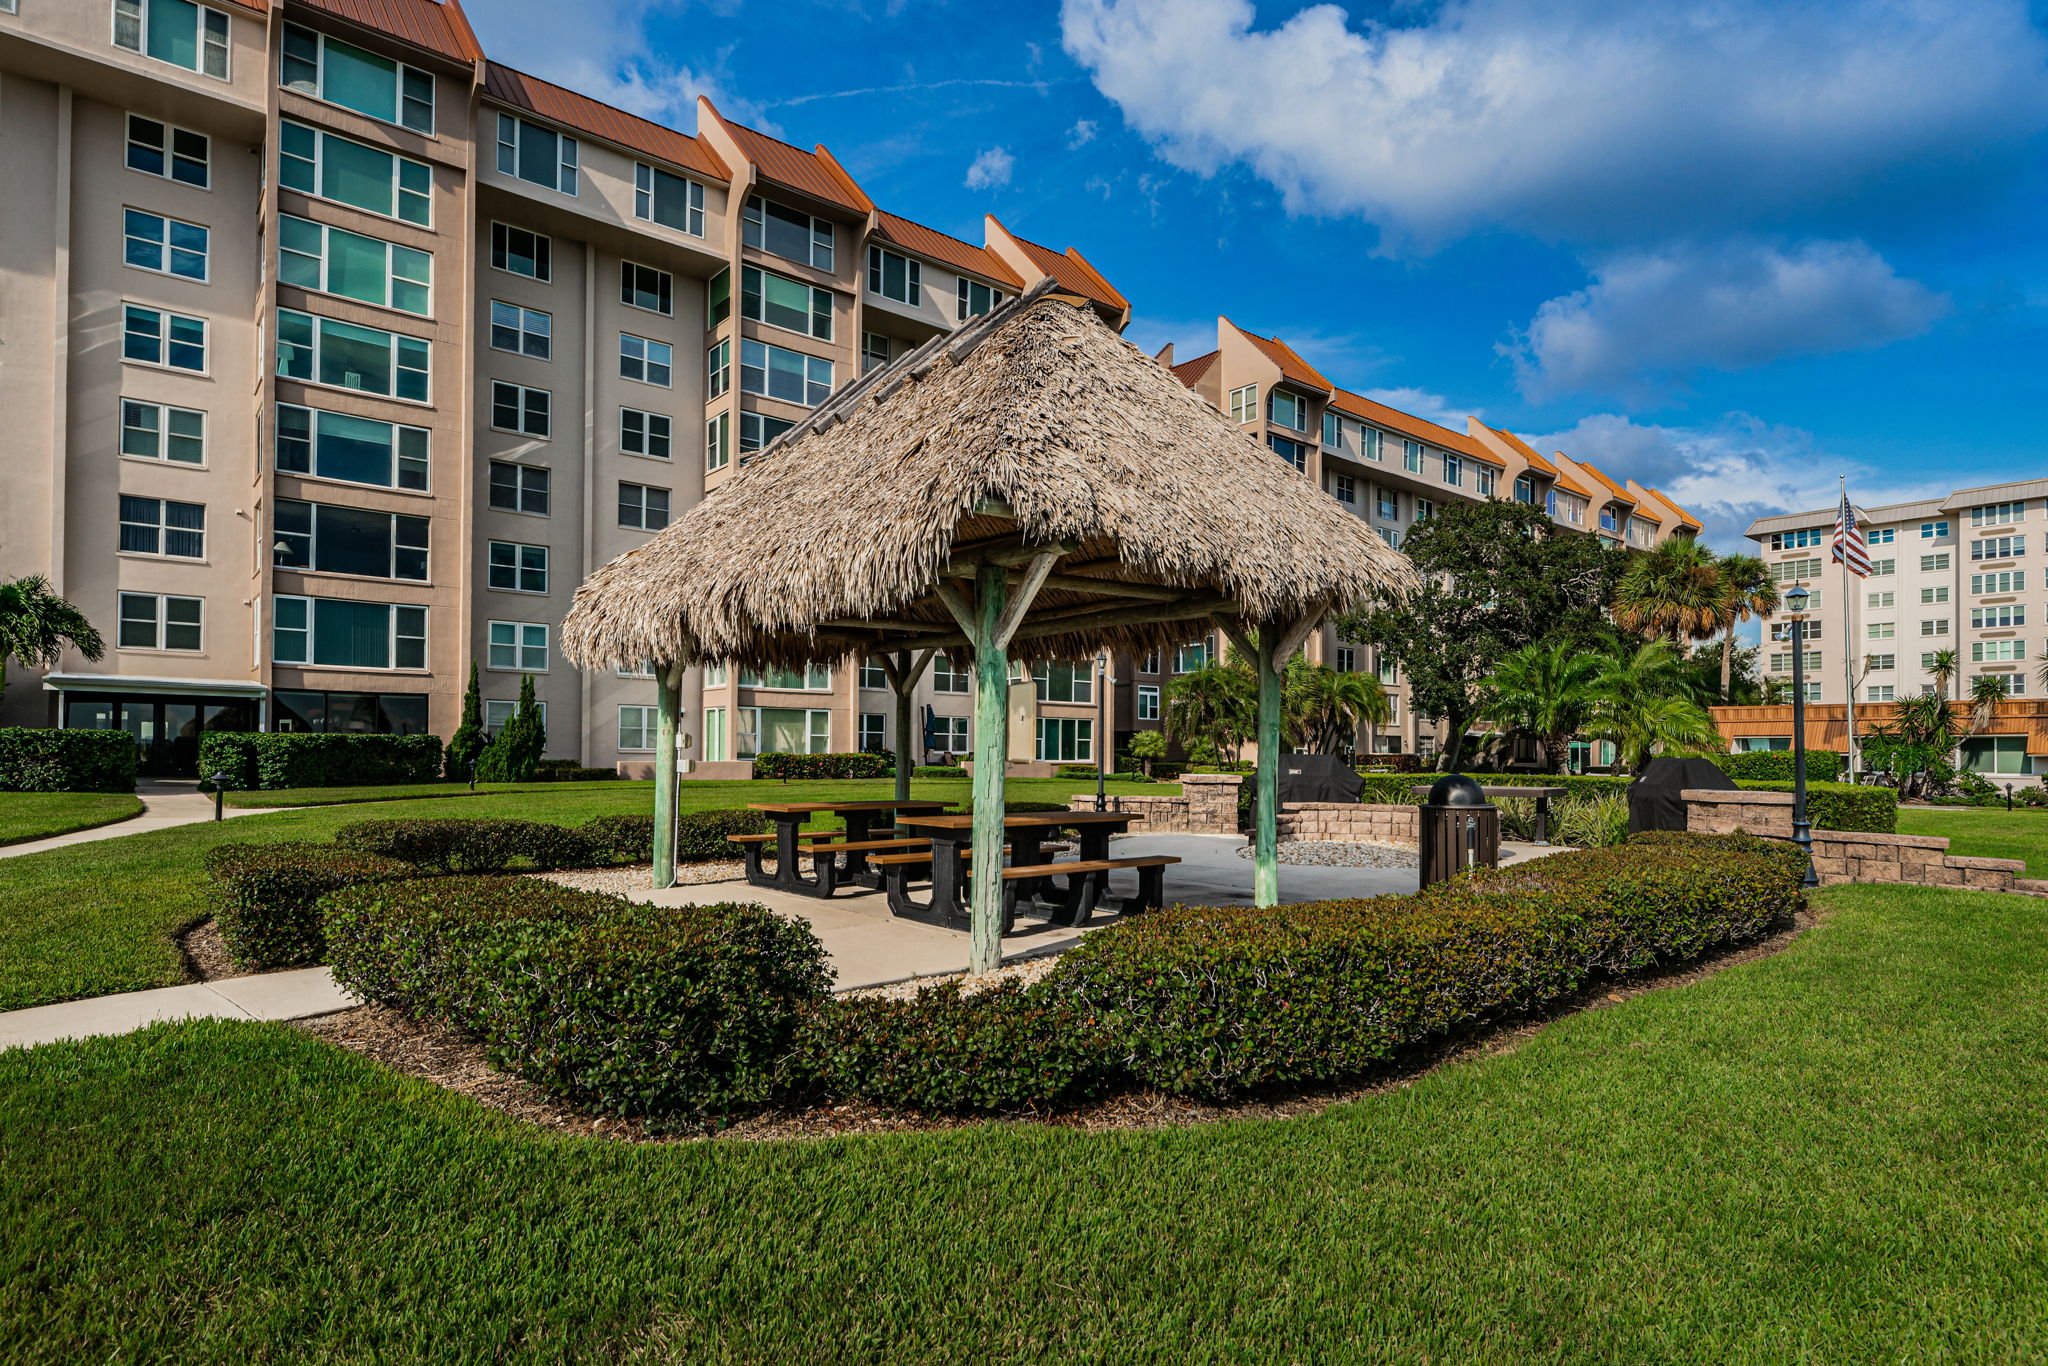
[1419,774,1499,888]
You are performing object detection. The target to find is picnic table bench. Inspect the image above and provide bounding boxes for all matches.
[738,799,955,895]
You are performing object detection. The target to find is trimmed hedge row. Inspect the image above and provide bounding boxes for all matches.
[575,809,771,864]
[752,751,893,780]
[334,818,603,874]
[323,877,832,1118]
[198,732,442,790]
[1724,749,1844,783]
[0,729,136,793]
[1355,772,1634,806]
[1733,779,1897,834]
[204,843,414,969]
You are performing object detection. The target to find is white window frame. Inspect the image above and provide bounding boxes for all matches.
[279,213,430,316]
[706,339,730,399]
[956,277,1002,321]
[620,260,674,316]
[1971,571,2024,595]
[739,339,832,407]
[866,246,922,306]
[125,114,210,189]
[618,705,659,753]
[279,119,432,227]
[489,222,551,282]
[706,412,730,472]
[620,407,671,460]
[281,23,433,132]
[488,460,550,516]
[742,264,834,341]
[1972,606,2026,629]
[619,332,673,388]
[276,403,428,492]
[482,698,548,735]
[123,208,209,282]
[739,413,794,456]
[487,620,550,673]
[273,497,428,582]
[117,591,203,653]
[114,0,230,80]
[617,481,671,532]
[118,496,205,560]
[272,595,426,672]
[487,540,549,595]
[743,194,833,271]
[488,301,551,359]
[495,113,578,195]
[120,398,206,466]
[1228,384,1256,424]
[634,163,705,237]
[276,308,430,403]
[1136,684,1160,721]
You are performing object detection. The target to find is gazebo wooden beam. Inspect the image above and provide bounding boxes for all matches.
[1031,572,1186,603]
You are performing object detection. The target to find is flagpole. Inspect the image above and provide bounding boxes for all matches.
[1840,476,1860,783]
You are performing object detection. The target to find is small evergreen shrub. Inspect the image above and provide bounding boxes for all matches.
[1732,779,1897,833]
[333,817,601,873]
[752,751,893,780]
[575,809,771,864]
[1723,749,1843,783]
[915,765,971,779]
[203,842,412,969]
[198,732,442,790]
[0,729,136,793]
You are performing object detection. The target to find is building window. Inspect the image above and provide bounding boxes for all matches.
[1416,498,1435,522]
[931,655,970,693]
[703,662,728,687]
[1033,662,1095,704]
[277,309,429,402]
[279,214,429,315]
[739,413,795,455]
[1961,735,2031,773]
[704,339,731,399]
[1476,467,1496,497]
[490,381,550,438]
[1922,586,1952,604]
[1972,639,2027,663]
[620,261,673,316]
[117,592,202,652]
[1378,526,1402,549]
[1869,591,1895,609]
[482,699,546,735]
[1513,474,1536,504]
[619,333,673,387]
[743,195,833,271]
[1922,553,1952,572]
[862,332,892,374]
[618,705,658,752]
[118,496,204,558]
[1036,717,1094,763]
[278,404,427,491]
[743,265,835,341]
[634,163,703,235]
[700,707,727,762]
[1972,606,2026,629]
[126,115,209,188]
[857,713,887,753]
[115,0,229,80]
[1442,454,1463,487]
[1771,558,1824,582]
[1972,571,2024,595]
[120,400,205,465]
[1136,685,1160,721]
[1869,557,1896,576]
[739,340,832,406]
[741,664,833,691]
[706,268,730,327]
[1376,489,1399,521]
[1971,502,2026,527]
[273,595,425,670]
[929,716,969,755]
[1332,474,1356,505]
[1268,436,1308,472]
[957,278,1002,320]
[867,247,921,305]
[1173,639,1212,673]
[1866,622,1895,639]
[487,621,548,672]
[1922,618,1949,636]
[488,302,550,359]
[738,707,831,758]
[705,413,730,472]
[1969,674,2026,699]
[1768,651,1824,674]
[1865,685,1896,703]
[122,304,205,372]
[1356,427,1383,463]
[1600,507,1620,534]
[858,659,888,690]
[487,541,548,594]
[620,408,671,460]
[1922,520,1952,539]
[1377,653,1397,684]
[1770,528,1827,550]
[1321,412,1342,449]
[489,223,550,281]
[488,461,549,515]
[1866,653,1896,670]
[618,482,670,531]
[281,23,432,131]
[495,113,577,194]
[1770,621,1823,642]
[1139,652,1160,675]
[1228,385,1257,424]
[1267,390,1307,432]
[1971,537,2025,561]
[1403,440,1424,473]
[1335,646,1356,673]
[280,120,431,226]
[274,499,427,580]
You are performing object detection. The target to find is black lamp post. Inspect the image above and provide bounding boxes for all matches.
[1094,651,1110,811]
[1785,585,1817,888]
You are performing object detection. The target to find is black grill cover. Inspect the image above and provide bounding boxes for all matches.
[1249,754,1363,826]
[1626,755,1738,834]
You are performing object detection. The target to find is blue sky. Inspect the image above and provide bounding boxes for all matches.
[469,0,2048,552]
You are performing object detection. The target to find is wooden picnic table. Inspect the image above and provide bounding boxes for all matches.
[891,810,1148,928]
[742,798,955,895]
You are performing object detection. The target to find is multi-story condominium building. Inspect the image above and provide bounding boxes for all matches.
[0,0,1695,778]
[1746,478,2047,719]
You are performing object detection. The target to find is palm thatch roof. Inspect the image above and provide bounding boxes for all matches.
[561,282,1415,672]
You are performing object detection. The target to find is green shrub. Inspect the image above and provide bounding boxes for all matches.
[580,814,656,863]
[322,877,832,1118]
[333,818,601,873]
[530,760,621,782]
[1045,835,1802,1100]
[1732,779,1897,833]
[914,765,970,778]
[1553,793,1631,848]
[198,732,442,791]
[576,809,770,864]
[1355,772,1633,806]
[203,843,413,970]
[0,729,136,793]
[1723,749,1843,783]
[752,751,893,780]
[784,981,1109,1111]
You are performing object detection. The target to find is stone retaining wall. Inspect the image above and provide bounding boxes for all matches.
[1275,802,1420,844]
[1070,772,1243,837]
[1681,788,2022,890]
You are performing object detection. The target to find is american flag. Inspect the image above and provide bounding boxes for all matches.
[1833,493,1871,578]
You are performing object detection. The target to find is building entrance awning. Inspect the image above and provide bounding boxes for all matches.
[41,673,269,699]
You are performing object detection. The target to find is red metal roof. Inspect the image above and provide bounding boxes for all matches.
[290,0,484,63]
[872,211,1022,288]
[1328,388,1497,464]
[1227,322,1333,393]
[1170,351,1218,388]
[704,103,871,214]
[483,64,728,181]
[992,220,1129,311]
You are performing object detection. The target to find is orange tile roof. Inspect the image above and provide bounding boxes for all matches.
[992,220,1130,311]
[1485,425,1558,477]
[1227,322,1333,393]
[872,211,1022,288]
[1328,388,1499,464]
[1650,487,1703,530]
[705,102,871,213]
[1577,461,1636,506]
[1170,351,1218,388]
[292,0,484,62]
[484,64,728,180]
[1549,458,1594,498]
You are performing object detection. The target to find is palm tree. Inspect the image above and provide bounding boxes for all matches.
[1712,553,1778,701]
[1968,675,2009,734]
[1929,649,1960,701]
[0,575,103,704]
[1285,658,1390,755]
[1586,640,1720,773]
[1613,537,1724,647]
[1162,656,1256,761]
[1479,640,1602,774]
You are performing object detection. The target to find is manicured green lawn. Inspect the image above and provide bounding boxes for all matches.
[3,883,2043,1363]
[225,779,640,808]
[0,777,1157,1012]
[0,792,144,847]
[1898,804,2048,875]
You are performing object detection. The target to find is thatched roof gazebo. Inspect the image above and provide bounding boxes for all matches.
[563,280,1414,971]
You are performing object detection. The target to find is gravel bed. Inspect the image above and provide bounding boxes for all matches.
[1236,840,1420,868]
[840,952,1064,1001]
[532,861,744,896]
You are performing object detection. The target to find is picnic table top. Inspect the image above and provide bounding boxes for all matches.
[897,810,1145,830]
[746,799,956,815]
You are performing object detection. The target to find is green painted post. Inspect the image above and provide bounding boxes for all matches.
[970,564,1010,974]
[1254,629,1281,908]
[652,663,681,889]
[894,652,915,804]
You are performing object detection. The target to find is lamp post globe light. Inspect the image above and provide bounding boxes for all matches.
[1784,584,1817,888]
[1094,651,1110,811]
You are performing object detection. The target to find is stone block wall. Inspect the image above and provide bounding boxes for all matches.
[1276,802,1419,844]
[1681,788,2022,891]
[1070,772,1244,837]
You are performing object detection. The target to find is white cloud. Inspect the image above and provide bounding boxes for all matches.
[1359,387,1478,432]
[1067,118,1099,149]
[965,146,1016,190]
[1511,240,1948,400]
[1060,0,2048,251]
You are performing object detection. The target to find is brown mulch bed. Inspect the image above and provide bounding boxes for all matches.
[177,919,238,982]
[293,907,1818,1144]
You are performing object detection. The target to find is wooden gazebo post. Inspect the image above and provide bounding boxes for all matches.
[652,661,683,889]
[880,648,935,804]
[1221,612,1324,909]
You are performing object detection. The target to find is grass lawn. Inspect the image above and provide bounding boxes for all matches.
[0,777,1159,1012]
[3,883,2043,1362]
[1897,805,2048,875]
[0,792,144,847]
[223,779,639,808]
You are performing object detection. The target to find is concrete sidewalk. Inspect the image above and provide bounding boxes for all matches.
[0,968,358,1051]
[0,781,281,860]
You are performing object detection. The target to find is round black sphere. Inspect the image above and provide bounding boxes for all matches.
[1426,773,1487,806]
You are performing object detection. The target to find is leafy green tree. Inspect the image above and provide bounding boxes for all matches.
[1586,641,1721,773]
[0,575,103,704]
[445,661,487,779]
[1613,536,1723,647]
[1127,729,1167,776]
[1343,500,1622,771]
[1968,675,2010,733]
[476,675,546,782]
[1162,656,1255,761]
[1285,659,1390,755]
[1480,640,1602,774]
[1862,692,1964,800]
